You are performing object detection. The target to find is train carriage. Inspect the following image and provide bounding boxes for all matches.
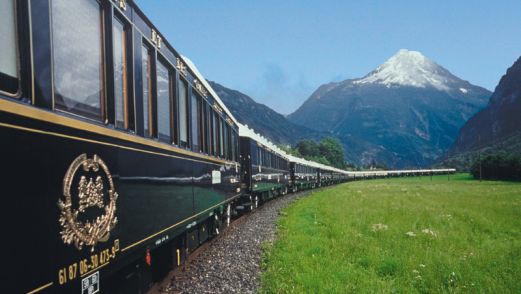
[239,124,290,207]
[288,156,320,191]
[1,0,241,293]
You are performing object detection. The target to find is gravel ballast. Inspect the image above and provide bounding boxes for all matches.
[152,191,311,294]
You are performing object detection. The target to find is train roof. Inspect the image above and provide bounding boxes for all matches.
[238,123,290,157]
[181,56,239,126]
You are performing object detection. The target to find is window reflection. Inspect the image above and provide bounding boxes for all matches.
[113,18,127,129]
[157,61,171,141]
[52,0,104,120]
[0,0,19,94]
[142,45,152,136]
[212,112,218,155]
[179,79,188,145]
[219,118,224,157]
[191,92,199,151]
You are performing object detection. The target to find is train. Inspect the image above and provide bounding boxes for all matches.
[0,0,454,293]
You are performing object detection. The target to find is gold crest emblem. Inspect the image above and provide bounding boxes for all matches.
[58,154,118,251]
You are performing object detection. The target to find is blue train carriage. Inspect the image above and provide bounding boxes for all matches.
[288,155,322,192]
[239,124,290,208]
[315,163,349,186]
[318,164,335,186]
[0,0,241,293]
[328,165,350,184]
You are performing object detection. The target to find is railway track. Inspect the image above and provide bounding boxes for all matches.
[147,190,312,294]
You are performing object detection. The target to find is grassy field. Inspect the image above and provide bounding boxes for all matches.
[261,174,521,293]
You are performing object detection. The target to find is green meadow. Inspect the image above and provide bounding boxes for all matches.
[261,174,521,293]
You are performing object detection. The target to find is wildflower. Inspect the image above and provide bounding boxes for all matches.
[421,228,437,237]
[372,223,388,231]
[412,269,420,274]
[419,264,426,268]
[405,231,416,237]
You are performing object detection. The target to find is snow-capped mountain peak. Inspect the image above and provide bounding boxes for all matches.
[354,49,458,91]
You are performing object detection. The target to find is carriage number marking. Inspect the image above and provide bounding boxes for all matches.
[58,239,119,285]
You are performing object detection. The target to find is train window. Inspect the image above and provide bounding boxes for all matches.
[219,118,224,157]
[201,100,207,153]
[190,92,200,151]
[198,96,205,152]
[229,126,232,160]
[236,131,240,162]
[222,121,228,159]
[157,60,171,142]
[230,130,234,161]
[226,126,230,160]
[52,0,104,120]
[212,111,217,155]
[252,144,258,165]
[178,78,189,147]
[206,104,212,154]
[141,44,153,137]
[230,128,236,161]
[0,0,19,95]
[113,17,128,129]
[213,111,221,156]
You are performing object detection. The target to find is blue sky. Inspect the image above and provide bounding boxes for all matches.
[136,0,521,115]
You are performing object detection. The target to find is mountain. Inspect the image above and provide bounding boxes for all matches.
[208,81,326,145]
[288,49,491,168]
[442,56,521,169]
